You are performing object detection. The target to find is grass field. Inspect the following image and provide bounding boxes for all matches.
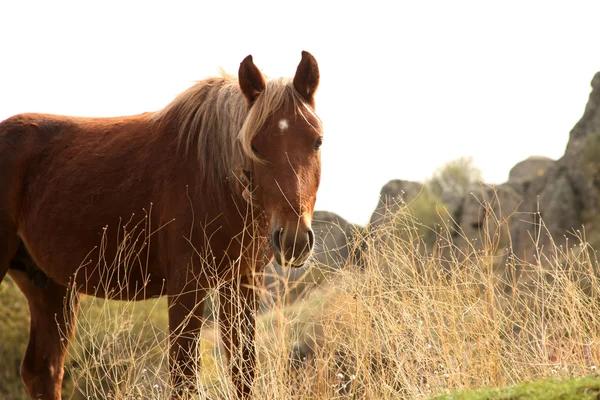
[2,198,600,399]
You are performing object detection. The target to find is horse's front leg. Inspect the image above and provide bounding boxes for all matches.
[219,271,259,399]
[167,279,207,397]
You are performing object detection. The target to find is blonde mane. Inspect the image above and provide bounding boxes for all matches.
[151,72,320,195]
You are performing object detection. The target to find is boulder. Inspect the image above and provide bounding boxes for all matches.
[508,156,555,184]
[509,168,582,261]
[311,211,362,269]
[369,180,425,228]
[452,183,523,258]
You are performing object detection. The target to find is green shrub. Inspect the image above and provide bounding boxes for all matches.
[428,156,483,199]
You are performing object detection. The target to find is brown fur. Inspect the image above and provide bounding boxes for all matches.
[0,51,322,399]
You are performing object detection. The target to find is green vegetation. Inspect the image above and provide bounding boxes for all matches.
[0,276,30,399]
[382,157,475,246]
[397,157,484,245]
[433,375,600,400]
[389,185,448,248]
[428,156,483,199]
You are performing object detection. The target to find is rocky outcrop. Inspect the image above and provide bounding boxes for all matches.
[505,73,600,259]
[312,211,362,269]
[507,165,581,261]
[452,183,523,254]
[368,72,600,265]
[563,72,600,214]
[508,156,555,184]
[369,180,425,229]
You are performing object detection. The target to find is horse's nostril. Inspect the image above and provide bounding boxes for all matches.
[307,228,315,250]
[272,228,283,251]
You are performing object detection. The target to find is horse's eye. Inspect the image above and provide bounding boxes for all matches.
[251,144,259,155]
[314,137,323,150]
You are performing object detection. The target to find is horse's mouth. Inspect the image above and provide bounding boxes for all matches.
[267,223,315,268]
[273,248,311,268]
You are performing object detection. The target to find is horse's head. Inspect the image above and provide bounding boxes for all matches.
[238,51,322,268]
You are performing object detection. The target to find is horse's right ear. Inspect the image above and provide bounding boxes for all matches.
[293,51,319,105]
[239,55,266,105]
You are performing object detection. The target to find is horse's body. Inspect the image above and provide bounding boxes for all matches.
[0,51,322,399]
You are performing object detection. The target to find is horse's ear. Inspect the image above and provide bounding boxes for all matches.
[293,51,320,105]
[239,55,266,105]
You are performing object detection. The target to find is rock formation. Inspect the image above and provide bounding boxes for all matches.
[369,72,600,265]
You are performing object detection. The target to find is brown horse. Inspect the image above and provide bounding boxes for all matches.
[0,51,322,399]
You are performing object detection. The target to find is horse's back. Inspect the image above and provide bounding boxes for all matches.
[1,112,169,296]
[0,112,151,218]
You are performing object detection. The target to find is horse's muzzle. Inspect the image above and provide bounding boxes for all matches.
[271,226,315,267]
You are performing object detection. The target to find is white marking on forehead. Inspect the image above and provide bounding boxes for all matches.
[278,119,289,132]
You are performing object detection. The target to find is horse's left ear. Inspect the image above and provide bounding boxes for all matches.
[239,55,266,105]
[293,51,320,105]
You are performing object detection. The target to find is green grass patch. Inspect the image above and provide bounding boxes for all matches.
[433,375,600,400]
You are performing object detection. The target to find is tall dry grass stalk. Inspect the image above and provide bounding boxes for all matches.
[63,195,600,399]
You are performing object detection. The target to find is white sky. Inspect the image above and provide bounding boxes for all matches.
[1,1,600,226]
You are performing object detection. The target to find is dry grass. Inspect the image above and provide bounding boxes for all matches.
[58,197,600,399]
